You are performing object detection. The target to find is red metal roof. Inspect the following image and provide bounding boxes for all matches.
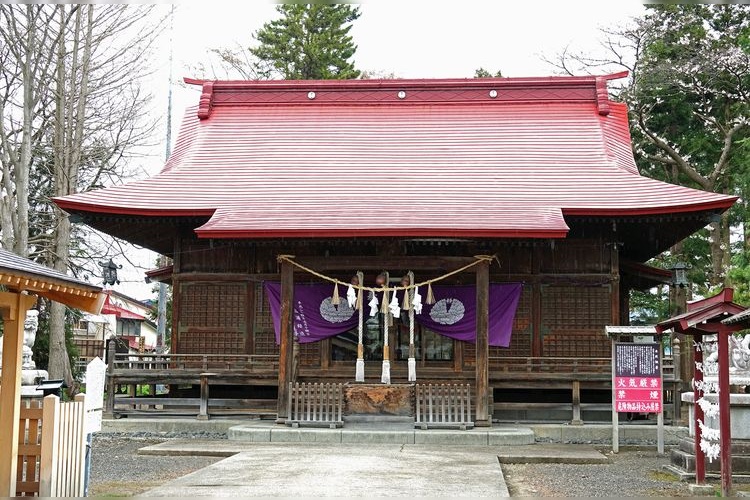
[54,74,736,239]
[656,288,746,334]
[100,293,146,320]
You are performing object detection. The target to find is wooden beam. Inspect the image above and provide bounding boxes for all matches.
[296,256,476,272]
[475,258,490,427]
[276,258,294,422]
[0,292,37,496]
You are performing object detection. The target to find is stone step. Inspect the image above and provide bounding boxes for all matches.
[227,421,535,446]
[670,447,750,474]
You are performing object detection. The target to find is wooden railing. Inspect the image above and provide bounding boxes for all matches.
[415,384,473,430]
[111,353,280,371]
[16,394,86,497]
[489,356,676,380]
[287,382,344,428]
[105,349,280,419]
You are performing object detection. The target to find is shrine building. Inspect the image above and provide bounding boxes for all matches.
[54,74,737,424]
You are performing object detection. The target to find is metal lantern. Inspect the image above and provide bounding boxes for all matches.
[670,262,689,288]
[99,258,121,286]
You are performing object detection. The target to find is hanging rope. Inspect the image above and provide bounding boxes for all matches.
[406,271,417,382]
[381,271,391,384]
[355,271,365,382]
[276,254,498,292]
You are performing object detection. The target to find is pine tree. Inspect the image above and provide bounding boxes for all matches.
[250,3,361,80]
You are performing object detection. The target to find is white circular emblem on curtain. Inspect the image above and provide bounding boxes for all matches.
[429,298,465,325]
[320,297,356,323]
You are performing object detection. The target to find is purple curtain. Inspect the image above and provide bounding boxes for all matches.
[265,281,523,347]
[265,282,358,344]
[415,283,522,347]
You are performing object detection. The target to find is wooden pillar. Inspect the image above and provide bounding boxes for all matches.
[197,372,215,421]
[0,292,37,497]
[609,242,620,325]
[276,258,294,422]
[571,380,582,425]
[475,258,490,427]
[717,326,732,497]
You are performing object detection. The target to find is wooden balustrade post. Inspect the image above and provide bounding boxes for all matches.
[104,340,117,418]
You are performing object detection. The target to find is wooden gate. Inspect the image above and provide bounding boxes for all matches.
[16,394,86,497]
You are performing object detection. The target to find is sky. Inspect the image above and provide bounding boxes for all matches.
[115,0,647,300]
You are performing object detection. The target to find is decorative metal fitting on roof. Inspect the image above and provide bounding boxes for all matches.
[397,91,406,99]
[489,90,498,98]
[307,91,316,100]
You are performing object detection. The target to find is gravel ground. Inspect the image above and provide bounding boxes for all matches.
[90,434,727,497]
[90,434,225,497]
[502,448,694,497]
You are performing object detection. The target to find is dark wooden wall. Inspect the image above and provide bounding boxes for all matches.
[170,235,621,378]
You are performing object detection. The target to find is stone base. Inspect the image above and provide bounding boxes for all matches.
[682,392,750,439]
[671,436,750,474]
[343,383,415,417]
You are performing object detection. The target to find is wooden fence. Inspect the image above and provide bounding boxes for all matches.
[16,394,86,497]
[287,382,344,428]
[415,384,474,430]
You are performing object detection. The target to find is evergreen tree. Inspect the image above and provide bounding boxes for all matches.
[547,5,750,300]
[250,3,361,80]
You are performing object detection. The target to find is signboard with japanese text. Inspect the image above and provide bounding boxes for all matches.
[613,342,662,414]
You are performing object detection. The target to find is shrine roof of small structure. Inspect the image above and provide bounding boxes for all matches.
[724,307,750,327]
[0,248,104,314]
[54,73,736,245]
[656,288,747,335]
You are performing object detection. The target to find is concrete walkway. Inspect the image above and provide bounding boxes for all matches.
[100,418,687,497]
[140,443,513,497]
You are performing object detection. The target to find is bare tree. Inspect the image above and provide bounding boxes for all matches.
[0,4,164,387]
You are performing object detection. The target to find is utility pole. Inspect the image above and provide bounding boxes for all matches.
[156,4,174,353]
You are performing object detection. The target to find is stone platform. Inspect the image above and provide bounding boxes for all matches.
[101,417,687,447]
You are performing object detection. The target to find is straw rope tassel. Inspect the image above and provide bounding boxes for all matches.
[407,271,417,382]
[331,281,340,305]
[381,272,391,384]
[426,282,435,305]
[355,271,365,382]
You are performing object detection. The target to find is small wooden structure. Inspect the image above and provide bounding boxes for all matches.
[54,75,737,424]
[657,288,747,497]
[0,249,104,496]
[17,394,87,497]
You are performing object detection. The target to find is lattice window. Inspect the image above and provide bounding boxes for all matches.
[254,331,279,355]
[299,342,320,366]
[254,282,273,331]
[177,282,247,355]
[254,282,278,355]
[181,282,246,328]
[541,285,611,358]
[542,285,610,330]
[179,330,244,354]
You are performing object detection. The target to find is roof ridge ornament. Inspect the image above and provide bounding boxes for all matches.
[595,76,610,116]
[198,81,215,120]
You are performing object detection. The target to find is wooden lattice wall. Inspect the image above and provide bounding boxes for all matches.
[178,282,248,354]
